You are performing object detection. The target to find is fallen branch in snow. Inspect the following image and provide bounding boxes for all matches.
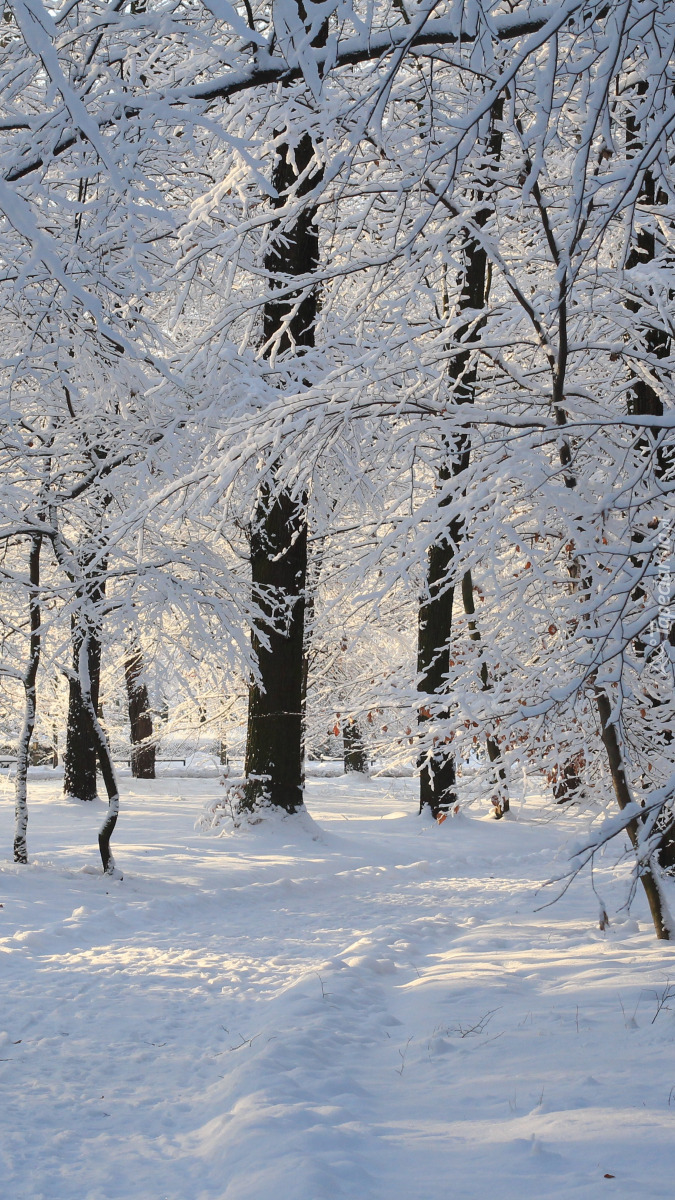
[450,1008,501,1039]
[395,1035,414,1076]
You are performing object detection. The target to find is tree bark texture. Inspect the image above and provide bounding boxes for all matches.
[300,550,321,764]
[125,645,155,779]
[461,568,509,815]
[416,274,482,816]
[76,634,122,876]
[596,690,669,940]
[243,129,321,813]
[14,533,42,864]
[245,486,308,811]
[64,563,104,803]
[625,95,675,867]
[417,478,460,816]
[344,719,368,774]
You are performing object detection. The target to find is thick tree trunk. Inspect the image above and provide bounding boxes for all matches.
[64,612,102,801]
[125,645,155,779]
[344,719,368,775]
[243,127,322,813]
[14,533,42,864]
[245,486,308,811]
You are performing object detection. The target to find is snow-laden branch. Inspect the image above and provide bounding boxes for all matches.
[2,3,581,182]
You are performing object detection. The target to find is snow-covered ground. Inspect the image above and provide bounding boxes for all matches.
[1,773,674,1199]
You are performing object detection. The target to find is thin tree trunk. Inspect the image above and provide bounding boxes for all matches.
[300,638,310,765]
[49,520,120,874]
[14,532,42,864]
[558,386,670,938]
[596,691,669,939]
[243,124,322,813]
[76,634,122,877]
[553,339,669,937]
[624,107,674,865]
[556,381,670,938]
[417,238,486,817]
[418,102,503,818]
[461,569,509,815]
[125,644,155,779]
[301,557,319,764]
[301,527,335,762]
[531,117,671,938]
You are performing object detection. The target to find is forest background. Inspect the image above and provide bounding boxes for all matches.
[1,0,675,939]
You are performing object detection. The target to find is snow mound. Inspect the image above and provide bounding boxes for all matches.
[196,781,326,844]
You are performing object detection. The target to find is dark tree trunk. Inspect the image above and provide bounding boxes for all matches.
[14,532,42,864]
[243,95,323,812]
[64,618,102,801]
[461,569,509,815]
[74,634,122,876]
[301,534,334,763]
[301,559,318,764]
[417,273,483,817]
[418,104,502,819]
[49,518,120,872]
[417,486,460,816]
[552,756,585,804]
[300,638,310,765]
[417,235,487,817]
[596,690,669,939]
[125,645,155,779]
[625,96,674,866]
[625,166,669,455]
[245,484,308,811]
[344,719,368,775]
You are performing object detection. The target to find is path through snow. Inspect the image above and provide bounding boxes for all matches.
[1,775,674,1198]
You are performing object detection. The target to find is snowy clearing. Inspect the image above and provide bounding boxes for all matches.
[2,775,675,1200]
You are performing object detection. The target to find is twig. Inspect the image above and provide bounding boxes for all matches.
[396,1036,414,1075]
